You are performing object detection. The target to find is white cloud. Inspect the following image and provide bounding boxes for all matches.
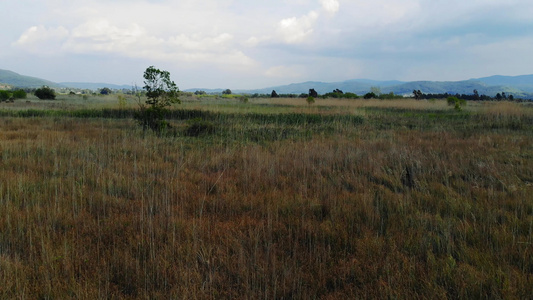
[265,65,304,78]
[244,35,272,47]
[320,0,339,14]
[4,0,533,88]
[13,19,256,69]
[169,33,233,52]
[13,25,69,54]
[278,11,319,44]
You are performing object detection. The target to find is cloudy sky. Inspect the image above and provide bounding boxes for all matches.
[1,0,532,89]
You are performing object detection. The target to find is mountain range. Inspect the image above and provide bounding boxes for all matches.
[1,68,532,99]
[224,75,533,99]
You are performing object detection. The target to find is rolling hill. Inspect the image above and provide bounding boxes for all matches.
[0,69,58,88]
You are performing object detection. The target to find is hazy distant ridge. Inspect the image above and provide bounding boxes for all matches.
[1,69,532,99]
[224,75,533,99]
[59,82,132,90]
[0,69,58,88]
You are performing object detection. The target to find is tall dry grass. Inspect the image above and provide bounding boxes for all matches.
[0,102,532,298]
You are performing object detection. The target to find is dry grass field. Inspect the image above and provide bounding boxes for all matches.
[0,96,532,298]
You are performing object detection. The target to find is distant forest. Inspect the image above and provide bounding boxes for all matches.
[246,88,527,102]
[412,89,523,102]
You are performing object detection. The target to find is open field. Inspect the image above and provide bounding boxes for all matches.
[1,96,532,298]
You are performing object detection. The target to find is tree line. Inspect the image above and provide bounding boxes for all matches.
[412,89,524,102]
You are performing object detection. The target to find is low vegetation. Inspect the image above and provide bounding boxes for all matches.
[0,92,532,298]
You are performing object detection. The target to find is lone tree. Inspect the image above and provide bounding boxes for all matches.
[100,87,112,95]
[35,86,56,100]
[134,66,180,133]
[222,89,232,95]
[271,90,279,98]
[413,90,423,100]
[0,90,10,102]
[309,88,318,98]
[363,92,377,99]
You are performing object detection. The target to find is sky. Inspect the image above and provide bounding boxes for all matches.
[1,0,532,90]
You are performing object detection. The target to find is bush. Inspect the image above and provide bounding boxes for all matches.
[34,86,56,100]
[12,89,27,99]
[0,90,11,101]
[184,118,215,137]
[344,92,359,99]
[117,95,127,108]
[306,96,315,105]
[364,92,377,99]
[134,106,170,132]
[447,96,467,111]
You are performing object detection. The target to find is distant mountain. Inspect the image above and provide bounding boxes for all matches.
[0,69,59,88]
[215,76,533,99]
[59,82,132,90]
[383,80,523,97]
[2,68,532,99]
[185,88,227,94]
[189,80,401,95]
[0,69,133,90]
[473,75,533,93]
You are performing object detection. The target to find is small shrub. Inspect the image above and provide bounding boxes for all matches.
[185,118,215,137]
[307,96,315,105]
[135,106,170,132]
[447,97,466,111]
[240,96,249,103]
[117,95,127,108]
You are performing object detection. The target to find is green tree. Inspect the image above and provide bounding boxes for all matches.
[34,86,56,100]
[306,96,315,105]
[134,66,180,133]
[100,87,112,95]
[222,89,232,95]
[12,89,27,99]
[0,90,11,102]
[271,90,279,98]
[413,90,423,100]
[364,92,377,99]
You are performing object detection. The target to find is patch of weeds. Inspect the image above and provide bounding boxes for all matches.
[184,118,216,137]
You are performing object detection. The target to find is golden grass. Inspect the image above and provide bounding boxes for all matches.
[480,101,533,117]
[253,97,449,110]
[0,100,532,298]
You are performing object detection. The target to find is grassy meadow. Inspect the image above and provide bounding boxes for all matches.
[1,94,532,298]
